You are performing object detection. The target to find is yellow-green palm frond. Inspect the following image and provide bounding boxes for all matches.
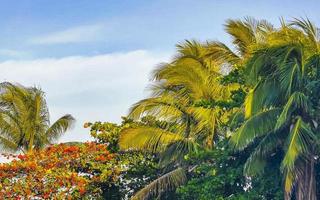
[119,126,183,152]
[160,138,200,166]
[204,41,241,65]
[290,18,319,51]
[131,168,187,200]
[0,114,22,149]
[153,61,208,94]
[284,167,296,198]
[267,24,310,49]
[46,114,75,143]
[152,58,221,100]
[225,18,256,55]
[147,82,189,100]
[186,106,218,148]
[278,117,318,198]
[225,17,273,56]
[174,40,206,66]
[281,117,316,172]
[128,96,188,122]
[0,135,19,152]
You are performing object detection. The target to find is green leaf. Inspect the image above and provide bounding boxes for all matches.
[230,108,281,150]
[275,92,310,130]
[131,168,187,200]
[281,117,316,171]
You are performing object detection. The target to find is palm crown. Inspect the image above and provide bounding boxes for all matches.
[0,82,75,153]
[230,18,320,199]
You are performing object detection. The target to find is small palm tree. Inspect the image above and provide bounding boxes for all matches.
[0,82,75,153]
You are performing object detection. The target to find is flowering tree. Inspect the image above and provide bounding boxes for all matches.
[0,142,119,199]
[85,118,159,199]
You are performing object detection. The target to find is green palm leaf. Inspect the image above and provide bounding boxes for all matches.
[281,117,316,171]
[230,108,281,150]
[131,168,187,200]
[244,131,283,175]
[45,114,75,143]
[275,92,310,130]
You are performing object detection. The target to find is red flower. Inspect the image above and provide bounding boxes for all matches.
[79,187,86,195]
[17,154,26,160]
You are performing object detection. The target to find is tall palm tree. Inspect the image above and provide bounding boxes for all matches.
[0,82,75,153]
[119,41,230,199]
[119,18,276,199]
[230,18,320,200]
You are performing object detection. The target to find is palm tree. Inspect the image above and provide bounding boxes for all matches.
[119,41,230,199]
[0,82,75,153]
[230,18,320,200]
[119,18,276,199]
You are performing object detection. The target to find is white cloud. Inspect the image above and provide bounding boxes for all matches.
[29,24,106,45]
[0,50,170,143]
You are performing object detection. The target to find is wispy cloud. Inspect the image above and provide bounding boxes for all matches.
[0,49,30,58]
[0,50,170,142]
[29,24,106,45]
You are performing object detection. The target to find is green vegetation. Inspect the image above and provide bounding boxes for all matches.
[1,17,320,200]
[0,82,74,153]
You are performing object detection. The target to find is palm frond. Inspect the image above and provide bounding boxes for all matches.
[204,41,241,65]
[225,18,257,55]
[244,79,280,118]
[188,106,217,133]
[284,168,296,197]
[128,96,188,122]
[275,92,310,130]
[230,108,281,150]
[290,18,319,50]
[244,131,283,175]
[174,40,206,67]
[131,168,187,200]
[45,114,75,143]
[119,127,182,152]
[281,117,316,172]
[305,53,320,78]
[0,135,19,152]
[159,139,200,166]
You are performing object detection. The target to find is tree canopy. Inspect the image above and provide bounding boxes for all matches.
[2,17,320,200]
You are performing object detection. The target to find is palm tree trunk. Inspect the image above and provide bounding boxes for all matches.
[184,116,191,138]
[294,157,316,200]
[28,134,34,153]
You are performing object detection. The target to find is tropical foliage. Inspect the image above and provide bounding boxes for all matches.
[0,82,75,153]
[85,118,160,199]
[2,17,320,200]
[118,17,320,200]
[177,140,283,200]
[230,18,320,199]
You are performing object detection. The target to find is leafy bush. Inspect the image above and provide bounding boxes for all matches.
[177,140,283,200]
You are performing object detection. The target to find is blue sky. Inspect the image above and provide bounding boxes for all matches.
[0,0,319,143]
